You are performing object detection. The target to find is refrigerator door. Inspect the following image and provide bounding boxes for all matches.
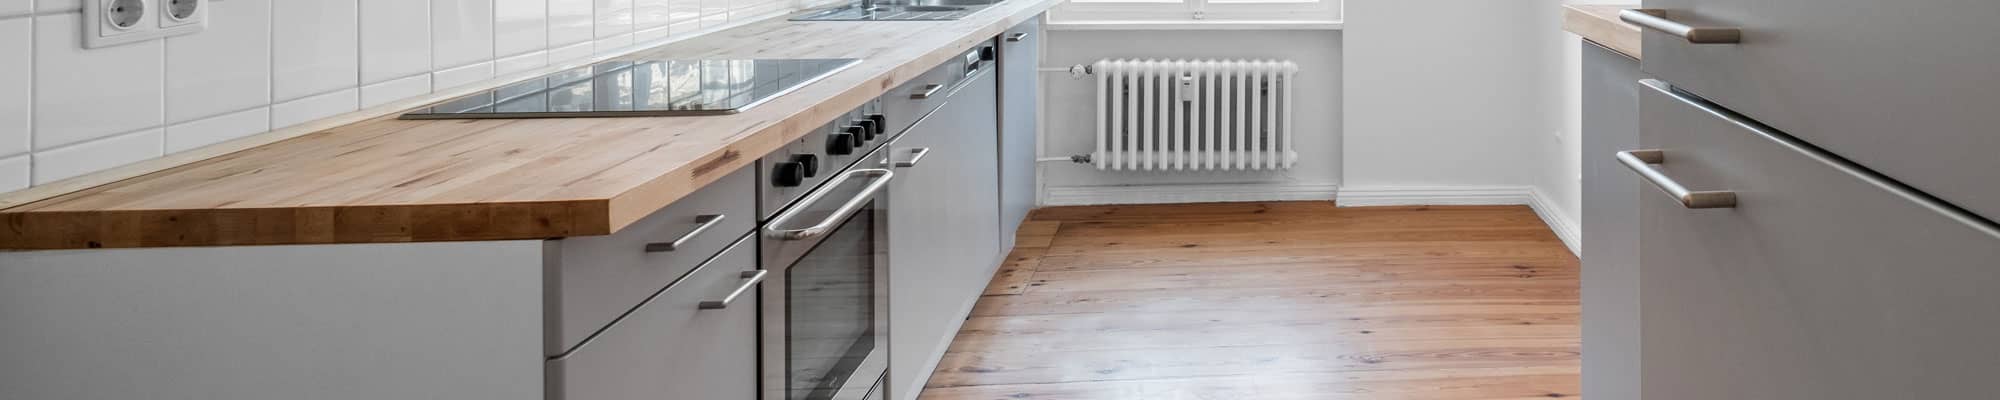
[1636,79,2000,399]
[1639,0,2000,221]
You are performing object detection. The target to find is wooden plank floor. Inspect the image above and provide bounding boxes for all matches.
[920,202,1581,400]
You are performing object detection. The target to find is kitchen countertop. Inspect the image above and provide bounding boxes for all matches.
[1564,4,1641,60]
[0,0,1062,250]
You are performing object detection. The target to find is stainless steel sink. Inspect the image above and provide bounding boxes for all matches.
[791,0,999,21]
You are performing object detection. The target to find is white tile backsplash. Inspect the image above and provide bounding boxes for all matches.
[494,50,548,75]
[360,74,433,108]
[272,0,359,101]
[360,0,432,84]
[0,154,27,193]
[0,0,31,17]
[548,0,595,46]
[165,0,272,124]
[270,89,358,129]
[33,13,164,150]
[165,107,270,153]
[5,0,806,191]
[495,0,548,57]
[32,128,163,185]
[596,0,635,38]
[0,18,29,158]
[548,41,595,65]
[433,61,494,90]
[433,0,495,69]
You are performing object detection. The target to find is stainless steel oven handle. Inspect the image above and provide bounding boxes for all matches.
[698,270,767,310]
[764,168,895,241]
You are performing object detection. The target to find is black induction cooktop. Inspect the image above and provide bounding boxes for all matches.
[401,58,862,119]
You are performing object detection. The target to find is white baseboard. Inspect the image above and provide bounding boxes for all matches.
[1335,185,1580,255]
[1041,183,1341,206]
[1526,187,1581,256]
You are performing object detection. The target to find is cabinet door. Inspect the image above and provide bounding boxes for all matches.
[997,16,1043,248]
[1578,42,1645,400]
[949,67,1004,288]
[884,68,1005,400]
[1637,80,2000,399]
[1641,0,2000,221]
[885,103,966,400]
[546,236,759,400]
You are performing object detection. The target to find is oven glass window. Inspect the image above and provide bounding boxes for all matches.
[787,209,879,400]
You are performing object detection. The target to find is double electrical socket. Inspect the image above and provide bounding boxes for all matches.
[83,0,208,49]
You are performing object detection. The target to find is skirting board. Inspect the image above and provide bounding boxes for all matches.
[1336,185,1581,255]
[1041,183,1341,206]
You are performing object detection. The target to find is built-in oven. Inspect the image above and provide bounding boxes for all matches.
[759,150,895,400]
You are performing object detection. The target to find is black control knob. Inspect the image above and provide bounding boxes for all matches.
[791,154,820,178]
[979,46,996,61]
[867,114,886,131]
[853,119,879,140]
[843,126,869,144]
[827,133,856,155]
[772,161,806,187]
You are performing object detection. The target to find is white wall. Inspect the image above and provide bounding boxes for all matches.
[0,0,802,193]
[1038,28,1343,205]
[1341,0,1576,248]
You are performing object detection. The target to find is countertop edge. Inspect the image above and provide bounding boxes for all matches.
[1563,4,1642,60]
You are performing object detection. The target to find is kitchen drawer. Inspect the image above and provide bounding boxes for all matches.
[1639,0,2000,221]
[547,235,760,400]
[881,58,965,138]
[544,166,755,355]
[1635,80,2000,399]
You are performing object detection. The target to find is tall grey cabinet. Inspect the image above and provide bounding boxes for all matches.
[1627,0,2000,397]
[997,15,1043,249]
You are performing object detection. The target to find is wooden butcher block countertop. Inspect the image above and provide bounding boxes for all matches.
[1564,4,1641,60]
[0,0,1062,250]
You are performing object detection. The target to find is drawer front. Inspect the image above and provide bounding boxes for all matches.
[547,166,755,355]
[881,59,963,138]
[1636,80,2000,399]
[547,236,759,400]
[1641,0,2000,221]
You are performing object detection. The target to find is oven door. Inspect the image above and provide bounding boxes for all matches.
[761,168,894,400]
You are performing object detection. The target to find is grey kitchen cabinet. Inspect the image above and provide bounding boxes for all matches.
[1635,80,2000,399]
[997,15,1043,249]
[546,235,760,400]
[1639,0,2000,221]
[883,60,1004,400]
[544,166,756,355]
[1578,41,1645,400]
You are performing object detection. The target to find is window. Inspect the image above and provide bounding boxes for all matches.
[1050,0,1340,24]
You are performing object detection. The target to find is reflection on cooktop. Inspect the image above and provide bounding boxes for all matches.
[401,58,862,119]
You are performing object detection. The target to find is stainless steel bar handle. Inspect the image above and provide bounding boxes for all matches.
[1620,9,1741,44]
[698,270,767,310]
[764,169,895,241]
[645,214,726,252]
[910,84,945,99]
[893,147,932,168]
[1005,32,1029,42]
[1617,149,1738,209]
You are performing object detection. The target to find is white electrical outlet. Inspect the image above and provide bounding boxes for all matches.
[84,0,208,49]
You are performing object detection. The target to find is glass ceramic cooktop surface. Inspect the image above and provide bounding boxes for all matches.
[401,58,862,119]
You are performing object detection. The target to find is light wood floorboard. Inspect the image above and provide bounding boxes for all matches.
[918,202,1581,400]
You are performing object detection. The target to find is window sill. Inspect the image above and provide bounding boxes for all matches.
[1045,19,1344,31]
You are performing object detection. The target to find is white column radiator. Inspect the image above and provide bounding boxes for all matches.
[1091,59,1300,171]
